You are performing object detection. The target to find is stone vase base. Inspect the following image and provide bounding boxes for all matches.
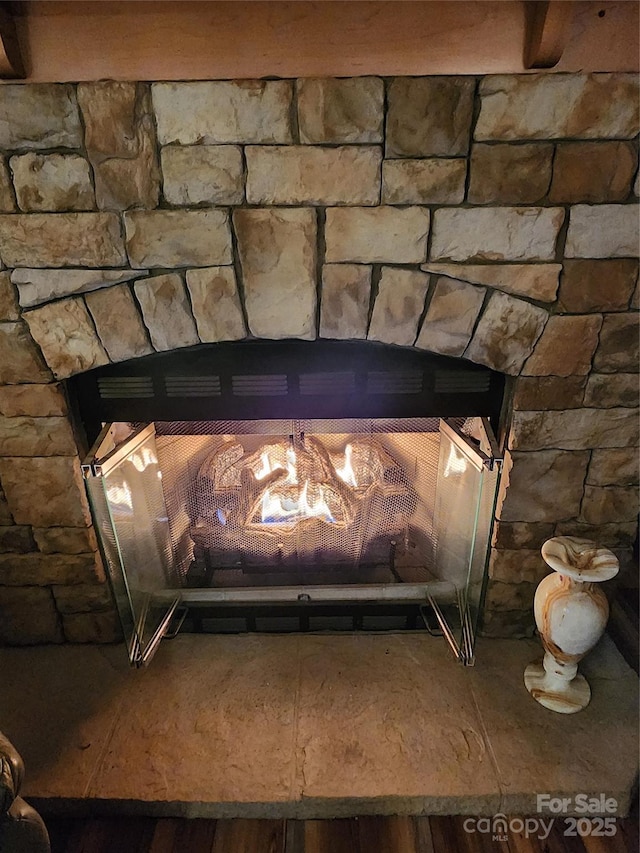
[524,658,591,714]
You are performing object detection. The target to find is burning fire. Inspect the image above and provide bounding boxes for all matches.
[253,444,358,525]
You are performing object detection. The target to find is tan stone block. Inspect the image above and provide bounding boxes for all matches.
[152,80,293,145]
[565,204,639,258]
[512,376,587,411]
[78,82,160,210]
[491,521,555,551]
[468,143,553,204]
[124,210,232,268]
[584,374,639,408]
[523,314,602,377]
[246,146,381,206]
[386,77,475,157]
[86,284,152,362]
[0,415,76,456]
[382,159,466,204]
[24,298,109,380]
[61,610,121,643]
[484,580,536,612]
[0,157,16,212]
[558,259,638,313]
[52,583,112,614]
[368,268,429,347]
[234,208,317,340]
[34,526,97,555]
[0,271,19,320]
[593,314,640,372]
[422,263,561,303]
[415,276,485,357]
[465,291,548,375]
[550,142,637,203]
[0,526,35,553]
[431,207,564,262]
[0,322,52,385]
[319,264,371,340]
[186,267,246,343]
[0,552,104,586]
[297,77,383,144]
[0,213,127,268]
[10,153,94,212]
[496,449,590,523]
[488,549,549,584]
[587,449,639,487]
[134,274,199,352]
[325,206,430,263]
[0,384,66,417]
[161,145,244,206]
[0,84,82,149]
[12,268,148,310]
[554,520,638,549]
[510,408,640,451]
[580,485,640,524]
[0,587,63,645]
[476,74,639,140]
[0,456,91,527]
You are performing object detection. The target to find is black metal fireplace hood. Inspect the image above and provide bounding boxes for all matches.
[70,339,505,443]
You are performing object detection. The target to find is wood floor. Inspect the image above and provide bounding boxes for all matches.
[45,812,640,853]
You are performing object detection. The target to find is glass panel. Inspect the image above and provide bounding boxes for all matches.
[432,421,501,660]
[85,427,180,665]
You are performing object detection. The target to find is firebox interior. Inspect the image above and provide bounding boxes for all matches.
[74,341,505,666]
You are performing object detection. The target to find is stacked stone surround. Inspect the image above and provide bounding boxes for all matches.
[0,74,637,644]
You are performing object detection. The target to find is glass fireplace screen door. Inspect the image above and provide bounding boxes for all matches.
[82,424,182,667]
[429,418,502,664]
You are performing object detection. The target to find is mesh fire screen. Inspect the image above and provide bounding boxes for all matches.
[153,418,451,589]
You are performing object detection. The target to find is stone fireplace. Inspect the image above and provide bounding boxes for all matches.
[0,73,638,647]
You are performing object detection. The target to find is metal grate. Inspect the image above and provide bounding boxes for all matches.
[98,376,154,399]
[231,374,288,396]
[299,372,356,395]
[366,370,423,394]
[165,376,221,398]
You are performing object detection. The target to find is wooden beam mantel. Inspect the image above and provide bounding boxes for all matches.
[524,0,574,69]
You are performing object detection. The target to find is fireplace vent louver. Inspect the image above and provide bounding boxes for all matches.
[97,376,154,399]
[300,371,356,395]
[165,376,222,398]
[366,370,423,394]
[433,370,491,394]
[231,374,289,396]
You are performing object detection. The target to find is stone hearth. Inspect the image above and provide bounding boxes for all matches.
[0,74,638,645]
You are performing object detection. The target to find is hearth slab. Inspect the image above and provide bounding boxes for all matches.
[0,634,636,819]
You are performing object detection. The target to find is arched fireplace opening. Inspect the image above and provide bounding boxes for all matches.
[69,339,506,666]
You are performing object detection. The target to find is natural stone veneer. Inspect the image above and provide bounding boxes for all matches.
[476,73,639,140]
[24,298,109,379]
[297,77,384,144]
[325,206,430,263]
[246,146,382,206]
[0,213,127,268]
[234,208,317,340]
[125,210,232,268]
[368,268,430,346]
[0,71,637,645]
[430,207,564,262]
[186,267,246,342]
[152,80,293,145]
